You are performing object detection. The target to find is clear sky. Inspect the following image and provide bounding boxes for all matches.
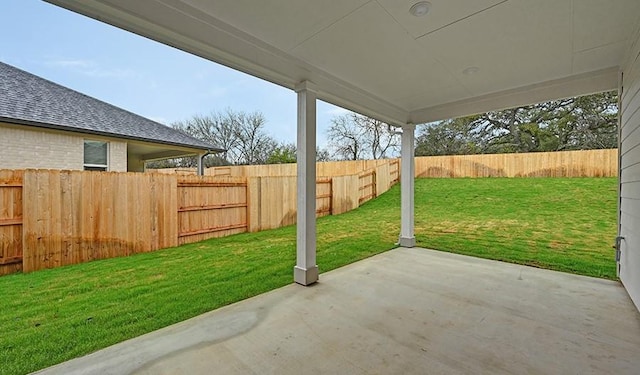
[0,0,349,147]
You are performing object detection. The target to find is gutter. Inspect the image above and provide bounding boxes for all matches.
[197,150,212,176]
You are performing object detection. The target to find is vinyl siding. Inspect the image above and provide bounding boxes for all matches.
[619,24,640,311]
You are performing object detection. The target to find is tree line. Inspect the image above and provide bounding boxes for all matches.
[149,91,617,168]
[416,91,617,156]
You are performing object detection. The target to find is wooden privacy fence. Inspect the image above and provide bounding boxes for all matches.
[207,158,396,177]
[0,159,400,275]
[415,149,618,178]
[152,158,398,178]
[153,149,615,179]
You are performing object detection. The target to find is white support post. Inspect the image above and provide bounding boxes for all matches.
[399,123,416,247]
[294,81,318,285]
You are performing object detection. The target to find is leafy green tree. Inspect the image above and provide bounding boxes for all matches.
[415,91,617,156]
[266,143,297,164]
[415,116,483,156]
[265,144,333,164]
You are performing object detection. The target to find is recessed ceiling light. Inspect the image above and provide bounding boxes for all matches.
[409,1,431,17]
[463,66,480,75]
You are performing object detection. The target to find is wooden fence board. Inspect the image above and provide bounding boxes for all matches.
[389,160,400,184]
[247,177,261,233]
[331,175,359,215]
[376,163,392,196]
[316,179,332,217]
[260,176,297,230]
[0,170,23,275]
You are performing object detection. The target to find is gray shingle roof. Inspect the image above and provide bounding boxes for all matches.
[0,61,221,152]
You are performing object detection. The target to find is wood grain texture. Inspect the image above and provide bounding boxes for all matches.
[414,149,617,178]
[177,175,248,244]
[22,170,178,272]
[0,170,23,275]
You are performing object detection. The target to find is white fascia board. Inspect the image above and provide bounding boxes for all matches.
[410,67,620,124]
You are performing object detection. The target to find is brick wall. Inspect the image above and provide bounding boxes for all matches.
[109,141,127,171]
[0,122,127,172]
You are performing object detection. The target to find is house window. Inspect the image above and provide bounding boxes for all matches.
[84,140,108,171]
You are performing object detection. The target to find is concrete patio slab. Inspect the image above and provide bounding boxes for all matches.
[35,247,640,375]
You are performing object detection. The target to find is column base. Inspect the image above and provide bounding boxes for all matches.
[294,265,319,286]
[398,236,416,248]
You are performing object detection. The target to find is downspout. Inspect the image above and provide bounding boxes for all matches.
[197,151,211,176]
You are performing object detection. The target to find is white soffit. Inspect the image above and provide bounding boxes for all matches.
[376,0,507,40]
[416,0,574,100]
[179,0,371,52]
[573,0,640,53]
[45,0,640,125]
[572,0,640,74]
[290,2,458,102]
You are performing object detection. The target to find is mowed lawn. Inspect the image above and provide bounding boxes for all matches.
[414,178,618,279]
[0,177,617,375]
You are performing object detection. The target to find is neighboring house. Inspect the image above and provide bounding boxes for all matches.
[0,61,221,173]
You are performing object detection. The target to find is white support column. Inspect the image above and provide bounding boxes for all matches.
[399,123,416,247]
[294,81,318,285]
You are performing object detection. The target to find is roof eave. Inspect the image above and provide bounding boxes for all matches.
[0,117,224,153]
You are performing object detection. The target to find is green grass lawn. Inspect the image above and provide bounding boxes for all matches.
[413,178,617,279]
[0,177,617,375]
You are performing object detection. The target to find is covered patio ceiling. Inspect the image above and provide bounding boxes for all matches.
[45,0,640,126]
